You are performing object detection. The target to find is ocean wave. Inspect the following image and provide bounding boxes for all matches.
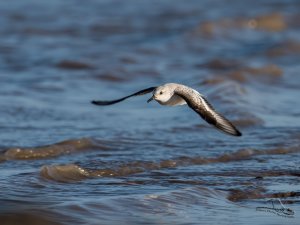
[4,138,109,160]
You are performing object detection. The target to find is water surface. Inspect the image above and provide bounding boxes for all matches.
[1,0,300,224]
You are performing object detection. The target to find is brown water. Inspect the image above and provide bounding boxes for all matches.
[1,0,300,224]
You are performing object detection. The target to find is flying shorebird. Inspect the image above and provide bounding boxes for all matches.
[91,83,242,136]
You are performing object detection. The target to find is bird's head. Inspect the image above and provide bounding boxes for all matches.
[147,85,173,104]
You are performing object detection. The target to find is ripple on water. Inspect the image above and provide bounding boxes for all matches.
[1,1,300,225]
[3,138,109,160]
[0,212,63,225]
[192,12,287,37]
[201,64,283,86]
[39,146,300,182]
[40,164,90,182]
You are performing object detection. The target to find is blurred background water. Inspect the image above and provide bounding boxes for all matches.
[0,0,300,224]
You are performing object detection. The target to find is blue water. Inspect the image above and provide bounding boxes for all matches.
[0,0,300,224]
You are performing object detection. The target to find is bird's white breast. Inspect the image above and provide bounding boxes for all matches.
[160,94,186,106]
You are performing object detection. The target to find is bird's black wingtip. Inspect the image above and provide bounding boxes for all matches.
[91,99,119,106]
[232,128,242,137]
[235,131,242,137]
[91,100,104,105]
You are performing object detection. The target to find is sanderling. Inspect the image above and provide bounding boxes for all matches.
[92,83,242,136]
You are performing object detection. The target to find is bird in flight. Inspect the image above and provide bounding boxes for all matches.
[91,83,242,136]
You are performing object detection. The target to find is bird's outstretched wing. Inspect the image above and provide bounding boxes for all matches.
[91,87,156,106]
[175,89,242,136]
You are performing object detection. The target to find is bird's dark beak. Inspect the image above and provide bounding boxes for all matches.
[147,96,154,103]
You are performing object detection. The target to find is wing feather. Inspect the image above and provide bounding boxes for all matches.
[175,89,242,136]
[91,87,156,106]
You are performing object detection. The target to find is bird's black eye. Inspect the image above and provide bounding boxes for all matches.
[159,91,163,95]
